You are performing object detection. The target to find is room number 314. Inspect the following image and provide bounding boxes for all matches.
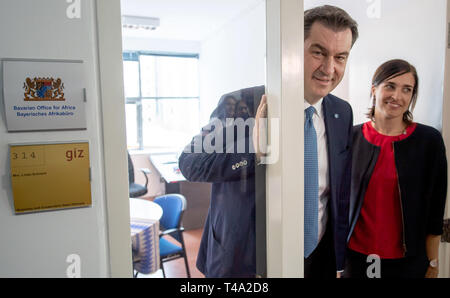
[11,152,36,160]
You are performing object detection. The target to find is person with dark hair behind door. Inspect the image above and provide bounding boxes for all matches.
[178,89,262,277]
[346,59,447,278]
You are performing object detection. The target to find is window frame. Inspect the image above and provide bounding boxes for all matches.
[123,51,200,150]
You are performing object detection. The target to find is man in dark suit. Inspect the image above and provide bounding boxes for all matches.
[255,5,358,278]
[303,5,358,278]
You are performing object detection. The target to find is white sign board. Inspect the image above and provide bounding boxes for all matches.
[2,59,86,131]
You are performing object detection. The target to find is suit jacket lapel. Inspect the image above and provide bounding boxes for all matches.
[322,95,336,157]
[322,95,337,196]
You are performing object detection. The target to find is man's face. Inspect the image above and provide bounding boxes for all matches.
[304,22,353,104]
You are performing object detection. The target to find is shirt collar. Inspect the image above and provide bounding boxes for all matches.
[304,98,324,118]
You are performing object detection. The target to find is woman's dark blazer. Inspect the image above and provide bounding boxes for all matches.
[349,123,448,257]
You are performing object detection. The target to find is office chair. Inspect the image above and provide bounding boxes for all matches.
[154,194,191,278]
[128,151,151,198]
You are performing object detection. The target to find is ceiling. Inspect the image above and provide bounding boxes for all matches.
[120,0,262,41]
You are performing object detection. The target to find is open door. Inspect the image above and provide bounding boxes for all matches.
[439,0,450,279]
[116,0,304,278]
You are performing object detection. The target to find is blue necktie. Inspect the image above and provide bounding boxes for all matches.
[304,106,319,258]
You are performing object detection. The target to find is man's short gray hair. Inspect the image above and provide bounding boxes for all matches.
[304,5,359,47]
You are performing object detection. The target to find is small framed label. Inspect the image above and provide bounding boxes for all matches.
[10,142,92,214]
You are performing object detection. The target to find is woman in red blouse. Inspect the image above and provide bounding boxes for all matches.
[345,59,447,278]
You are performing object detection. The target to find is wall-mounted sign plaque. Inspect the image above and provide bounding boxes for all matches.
[10,142,92,214]
[2,59,86,131]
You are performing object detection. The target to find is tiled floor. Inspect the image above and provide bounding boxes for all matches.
[137,228,205,278]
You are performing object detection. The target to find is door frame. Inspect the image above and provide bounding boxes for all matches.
[439,0,450,279]
[96,0,133,277]
[265,0,304,277]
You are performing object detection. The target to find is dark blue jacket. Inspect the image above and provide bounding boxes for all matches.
[179,147,256,277]
[321,94,353,271]
[349,123,447,257]
[179,94,257,277]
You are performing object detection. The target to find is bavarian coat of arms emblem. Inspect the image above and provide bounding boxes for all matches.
[23,77,65,101]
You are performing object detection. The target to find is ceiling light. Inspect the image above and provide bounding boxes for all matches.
[121,15,160,31]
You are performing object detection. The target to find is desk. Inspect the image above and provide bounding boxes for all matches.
[130,198,163,275]
[149,153,186,184]
[150,153,186,194]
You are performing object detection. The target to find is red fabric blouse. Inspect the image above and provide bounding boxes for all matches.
[348,121,417,259]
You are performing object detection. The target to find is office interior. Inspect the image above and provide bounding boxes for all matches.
[122,0,266,236]
[0,0,449,278]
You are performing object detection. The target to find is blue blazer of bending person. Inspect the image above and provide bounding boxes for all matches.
[178,88,259,277]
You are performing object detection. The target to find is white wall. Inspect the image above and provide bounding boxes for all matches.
[305,0,447,130]
[199,0,266,125]
[0,0,109,277]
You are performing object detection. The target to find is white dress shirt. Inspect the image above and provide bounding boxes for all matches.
[304,99,330,245]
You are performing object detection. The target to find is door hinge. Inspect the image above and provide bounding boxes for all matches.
[448,22,450,49]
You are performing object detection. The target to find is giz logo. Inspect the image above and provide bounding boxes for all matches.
[66,148,85,162]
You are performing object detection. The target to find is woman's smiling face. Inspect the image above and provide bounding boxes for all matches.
[372,72,416,121]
